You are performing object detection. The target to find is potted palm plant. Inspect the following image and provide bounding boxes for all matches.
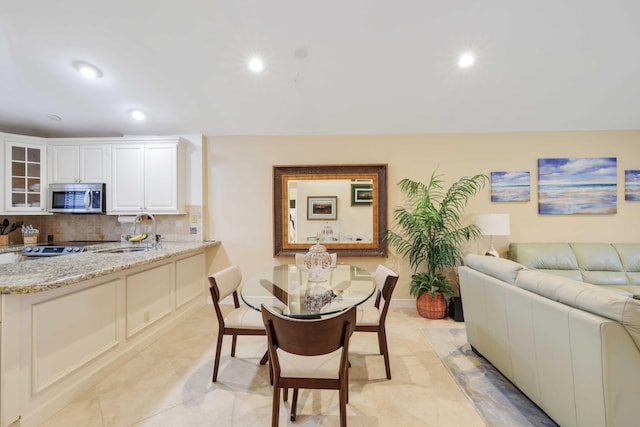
[386,171,487,319]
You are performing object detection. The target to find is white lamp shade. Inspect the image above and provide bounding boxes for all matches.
[476,214,511,236]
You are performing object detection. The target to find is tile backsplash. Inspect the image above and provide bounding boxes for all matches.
[1,205,203,244]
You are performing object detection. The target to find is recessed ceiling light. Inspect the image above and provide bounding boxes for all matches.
[248,57,264,72]
[72,61,103,79]
[458,53,475,68]
[130,110,146,121]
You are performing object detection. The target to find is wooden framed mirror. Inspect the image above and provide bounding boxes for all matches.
[274,164,387,256]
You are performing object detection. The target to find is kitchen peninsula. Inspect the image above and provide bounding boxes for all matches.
[0,241,218,427]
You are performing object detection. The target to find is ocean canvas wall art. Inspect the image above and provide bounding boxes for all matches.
[491,171,530,202]
[538,157,617,215]
[625,170,640,201]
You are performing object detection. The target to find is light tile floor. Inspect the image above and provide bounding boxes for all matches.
[40,304,484,427]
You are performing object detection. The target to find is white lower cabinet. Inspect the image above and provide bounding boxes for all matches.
[32,279,120,393]
[0,250,205,427]
[126,262,173,338]
[176,252,206,307]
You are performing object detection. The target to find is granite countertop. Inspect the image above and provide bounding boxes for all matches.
[0,240,219,295]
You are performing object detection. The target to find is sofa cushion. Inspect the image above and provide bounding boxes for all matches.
[613,243,640,285]
[516,270,640,350]
[464,254,526,285]
[508,243,581,277]
[613,243,640,271]
[579,271,630,286]
[570,243,629,285]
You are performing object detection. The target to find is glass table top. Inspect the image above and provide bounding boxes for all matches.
[241,264,376,318]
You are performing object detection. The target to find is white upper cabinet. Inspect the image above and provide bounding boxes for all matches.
[110,137,186,214]
[144,144,180,212]
[3,134,48,214]
[48,143,107,183]
[110,144,144,212]
[1,133,191,216]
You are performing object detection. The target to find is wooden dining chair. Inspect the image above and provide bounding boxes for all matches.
[262,304,356,427]
[354,264,399,379]
[208,265,266,382]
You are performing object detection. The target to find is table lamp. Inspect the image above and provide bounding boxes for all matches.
[475,214,511,257]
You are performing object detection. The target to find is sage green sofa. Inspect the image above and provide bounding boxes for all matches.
[459,254,640,427]
[508,242,640,297]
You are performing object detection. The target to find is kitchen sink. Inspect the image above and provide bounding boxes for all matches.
[95,247,148,254]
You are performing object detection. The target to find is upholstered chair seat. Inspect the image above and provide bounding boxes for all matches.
[276,348,343,379]
[223,306,264,329]
[355,305,381,325]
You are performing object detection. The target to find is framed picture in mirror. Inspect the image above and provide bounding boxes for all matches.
[351,184,373,205]
[307,196,337,220]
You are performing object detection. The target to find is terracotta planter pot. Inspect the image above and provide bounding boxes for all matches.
[416,291,447,319]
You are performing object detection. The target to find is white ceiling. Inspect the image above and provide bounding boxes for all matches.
[1,1,639,138]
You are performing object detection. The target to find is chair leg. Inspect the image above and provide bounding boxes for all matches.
[283,387,288,402]
[231,334,238,357]
[377,328,391,379]
[272,385,280,427]
[212,331,224,382]
[339,386,347,427]
[260,350,269,365]
[290,388,299,421]
[346,369,349,404]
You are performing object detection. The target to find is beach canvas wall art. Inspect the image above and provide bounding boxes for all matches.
[538,157,617,215]
[625,170,640,201]
[490,171,530,202]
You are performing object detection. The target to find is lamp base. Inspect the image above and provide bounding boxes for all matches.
[484,248,500,257]
[484,238,500,257]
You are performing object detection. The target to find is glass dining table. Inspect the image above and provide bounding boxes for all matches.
[241,264,377,318]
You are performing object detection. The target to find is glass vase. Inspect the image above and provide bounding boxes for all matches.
[304,241,332,282]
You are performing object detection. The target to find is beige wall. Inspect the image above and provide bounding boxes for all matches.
[206,130,640,300]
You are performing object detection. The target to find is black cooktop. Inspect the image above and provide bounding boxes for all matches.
[23,240,120,257]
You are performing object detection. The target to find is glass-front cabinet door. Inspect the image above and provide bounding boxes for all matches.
[5,139,47,213]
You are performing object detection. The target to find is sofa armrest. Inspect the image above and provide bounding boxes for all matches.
[464,254,525,285]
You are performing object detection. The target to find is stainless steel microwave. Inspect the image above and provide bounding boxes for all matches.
[48,183,106,214]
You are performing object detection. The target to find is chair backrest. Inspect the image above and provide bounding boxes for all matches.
[209,265,242,302]
[262,304,356,356]
[373,265,399,312]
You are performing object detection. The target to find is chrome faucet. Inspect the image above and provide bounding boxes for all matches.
[129,212,157,249]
